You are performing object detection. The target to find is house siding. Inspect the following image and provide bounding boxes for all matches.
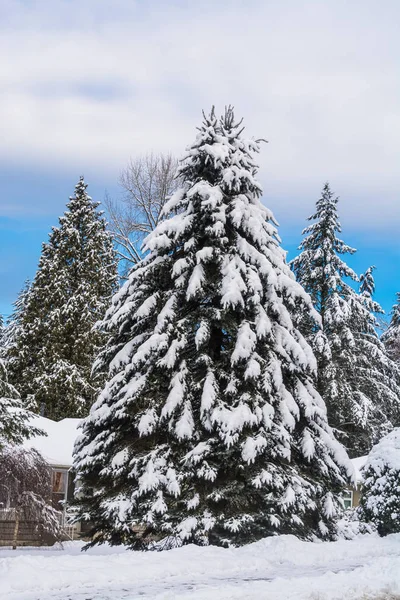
[352,487,361,508]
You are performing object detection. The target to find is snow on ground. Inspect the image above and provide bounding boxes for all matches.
[1,534,400,600]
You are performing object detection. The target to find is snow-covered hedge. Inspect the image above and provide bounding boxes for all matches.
[359,428,400,536]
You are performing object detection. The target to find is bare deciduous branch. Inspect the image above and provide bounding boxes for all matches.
[0,446,64,546]
[105,153,180,276]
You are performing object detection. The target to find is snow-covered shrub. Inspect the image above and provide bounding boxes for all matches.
[359,428,400,536]
[337,507,376,539]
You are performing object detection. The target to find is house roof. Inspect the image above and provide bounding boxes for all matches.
[23,415,81,468]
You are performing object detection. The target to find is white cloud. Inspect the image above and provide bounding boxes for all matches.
[0,0,399,228]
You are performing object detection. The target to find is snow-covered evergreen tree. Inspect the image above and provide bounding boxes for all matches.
[6,178,118,420]
[349,268,400,449]
[291,186,398,456]
[74,108,353,549]
[383,293,400,364]
[359,428,400,536]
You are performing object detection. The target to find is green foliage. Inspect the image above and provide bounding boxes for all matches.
[383,293,400,364]
[0,360,42,448]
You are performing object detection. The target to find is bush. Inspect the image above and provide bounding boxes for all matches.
[359,428,400,536]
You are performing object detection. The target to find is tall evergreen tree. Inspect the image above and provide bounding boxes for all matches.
[383,293,400,364]
[291,186,398,456]
[74,109,352,549]
[6,178,118,420]
[349,268,399,447]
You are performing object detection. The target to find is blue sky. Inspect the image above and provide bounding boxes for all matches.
[0,0,399,320]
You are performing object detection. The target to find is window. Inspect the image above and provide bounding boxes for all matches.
[52,470,68,511]
[343,489,353,510]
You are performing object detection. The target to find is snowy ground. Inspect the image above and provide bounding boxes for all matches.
[1,534,400,600]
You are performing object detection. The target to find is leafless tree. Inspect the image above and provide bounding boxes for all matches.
[105,153,180,275]
[0,446,63,548]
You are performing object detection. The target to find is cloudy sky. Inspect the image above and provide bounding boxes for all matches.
[0,0,399,318]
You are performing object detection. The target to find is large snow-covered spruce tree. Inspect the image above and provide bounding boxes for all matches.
[291,186,398,456]
[74,108,353,548]
[6,178,118,420]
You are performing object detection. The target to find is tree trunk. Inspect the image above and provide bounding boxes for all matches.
[12,509,20,550]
